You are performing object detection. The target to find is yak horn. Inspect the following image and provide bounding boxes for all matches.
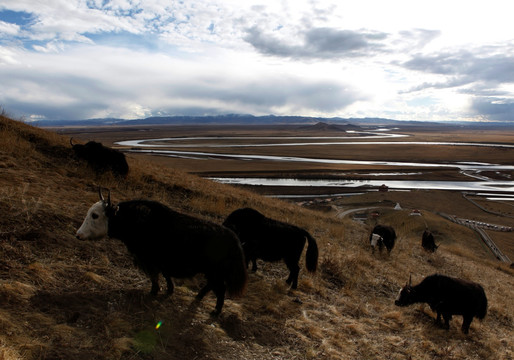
[408,274,412,286]
[70,137,74,146]
[98,187,111,205]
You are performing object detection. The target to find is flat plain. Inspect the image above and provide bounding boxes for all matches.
[59,123,514,261]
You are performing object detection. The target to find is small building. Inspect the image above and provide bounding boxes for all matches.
[379,184,389,192]
[353,213,368,223]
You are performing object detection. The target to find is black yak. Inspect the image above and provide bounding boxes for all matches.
[422,229,438,252]
[76,189,247,315]
[395,274,487,334]
[223,207,318,289]
[369,224,396,253]
[71,138,129,177]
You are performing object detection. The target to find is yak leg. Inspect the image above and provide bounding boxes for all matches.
[442,313,452,330]
[211,280,227,316]
[461,315,473,334]
[162,273,174,296]
[251,258,258,272]
[285,260,300,289]
[196,283,211,301]
[436,311,442,325]
[149,271,160,296]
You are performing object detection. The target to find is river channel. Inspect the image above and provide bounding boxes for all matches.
[116,131,514,198]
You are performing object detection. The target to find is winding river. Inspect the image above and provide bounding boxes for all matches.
[115,131,514,197]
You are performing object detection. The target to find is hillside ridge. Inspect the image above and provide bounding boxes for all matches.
[1,114,513,360]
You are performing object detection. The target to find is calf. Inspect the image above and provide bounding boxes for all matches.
[395,273,487,334]
[76,189,247,315]
[223,207,318,290]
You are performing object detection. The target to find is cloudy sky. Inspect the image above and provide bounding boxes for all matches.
[1,0,513,122]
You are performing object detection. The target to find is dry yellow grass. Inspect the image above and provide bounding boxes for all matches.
[0,114,513,359]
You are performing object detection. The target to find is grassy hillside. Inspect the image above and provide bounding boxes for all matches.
[0,114,513,360]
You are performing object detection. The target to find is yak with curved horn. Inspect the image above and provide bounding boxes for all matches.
[76,188,248,315]
[395,273,487,334]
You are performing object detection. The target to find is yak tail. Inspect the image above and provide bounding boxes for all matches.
[304,231,319,273]
[477,291,488,320]
[225,240,248,298]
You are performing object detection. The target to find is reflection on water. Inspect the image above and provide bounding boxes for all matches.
[208,177,514,193]
[116,131,514,198]
[115,131,408,148]
[127,148,514,172]
[117,130,514,171]
[117,138,514,150]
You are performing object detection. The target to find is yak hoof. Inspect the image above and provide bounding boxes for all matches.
[150,289,159,296]
[210,309,221,317]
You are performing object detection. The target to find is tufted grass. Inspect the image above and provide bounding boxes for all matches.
[0,113,513,359]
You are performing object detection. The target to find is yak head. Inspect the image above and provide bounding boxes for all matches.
[70,137,86,156]
[369,233,383,253]
[395,275,416,307]
[76,188,117,240]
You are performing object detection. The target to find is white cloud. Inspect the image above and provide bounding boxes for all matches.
[0,20,19,35]
[0,0,513,121]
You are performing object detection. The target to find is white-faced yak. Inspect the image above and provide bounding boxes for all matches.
[76,189,247,315]
[395,273,487,334]
[369,224,396,253]
[223,207,318,290]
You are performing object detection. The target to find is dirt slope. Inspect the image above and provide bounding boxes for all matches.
[0,115,513,360]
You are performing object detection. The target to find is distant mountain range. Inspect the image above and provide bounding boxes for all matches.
[32,114,514,129]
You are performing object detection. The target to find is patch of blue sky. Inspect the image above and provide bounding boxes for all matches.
[407,97,437,107]
[85,0,110,10]
[207,23,215,34]
[26,39,53,51]
[84,0,143,18]
[145,14,178,32]
[0,10,36,28]
[85,31,163,52]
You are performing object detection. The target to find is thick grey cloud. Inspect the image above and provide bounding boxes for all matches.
[173,77,364,112]
[402,48,514,86]
[0,52,364,120]
[471,98,514,122]
[401,47,514,121]
[244,26,388,59]
[1,1,513,122]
